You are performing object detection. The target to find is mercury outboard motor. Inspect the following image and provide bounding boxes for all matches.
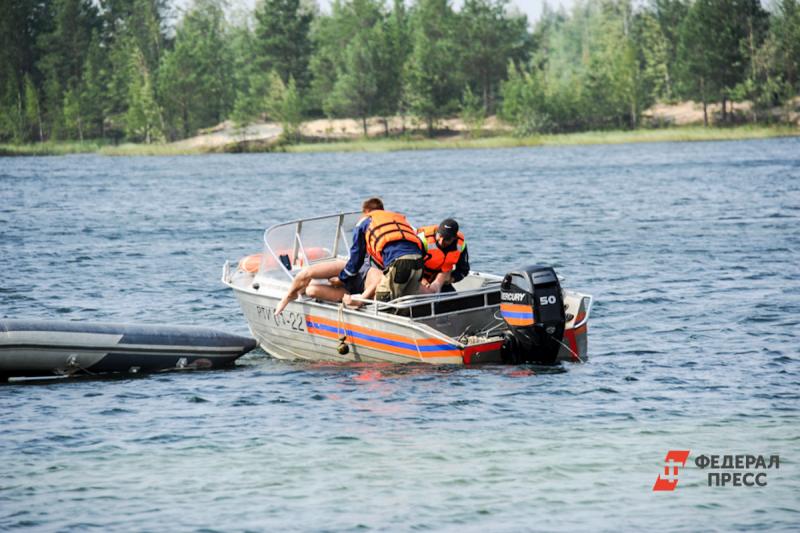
[500,265,566,365]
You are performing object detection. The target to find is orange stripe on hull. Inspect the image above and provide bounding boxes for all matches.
[305,318,462,360]
[307,315,448,346]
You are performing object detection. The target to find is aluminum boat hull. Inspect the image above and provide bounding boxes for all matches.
[230,285,487,364]
[226,267,589,365]
[224,212,592,366]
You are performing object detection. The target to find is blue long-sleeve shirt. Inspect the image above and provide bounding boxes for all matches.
[338,216,422,283]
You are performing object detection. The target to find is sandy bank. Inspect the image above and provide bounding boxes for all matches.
[169,98,799,152]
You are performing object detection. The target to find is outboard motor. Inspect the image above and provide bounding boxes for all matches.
[500,265,566,365]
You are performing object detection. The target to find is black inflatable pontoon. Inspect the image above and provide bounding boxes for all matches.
[0,319,256,381]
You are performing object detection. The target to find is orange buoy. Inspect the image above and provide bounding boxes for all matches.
[238,254,264,273]
[237,247,330,274]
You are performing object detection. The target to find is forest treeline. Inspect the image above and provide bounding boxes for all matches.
[2,0,799,144]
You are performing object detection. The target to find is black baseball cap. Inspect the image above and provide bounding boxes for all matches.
[438,218,459,240]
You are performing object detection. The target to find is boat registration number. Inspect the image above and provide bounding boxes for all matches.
[255,305,306,332]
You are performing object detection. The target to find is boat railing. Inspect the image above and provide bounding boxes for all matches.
[350,281,503,319]
[573,295,593,329]
[262,211,361,280]
[352,285,592,328]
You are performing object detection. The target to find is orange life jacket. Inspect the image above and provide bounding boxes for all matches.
[364,210,423,268]
[418,224,465,282]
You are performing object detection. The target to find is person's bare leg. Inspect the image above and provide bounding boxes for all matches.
[418,282,436,294]
[418,271,451,294]
[276,260,345,314]
[305,284,347,303]
[344,267,383,308]
[276,269,312,315]
[361,267,383,299]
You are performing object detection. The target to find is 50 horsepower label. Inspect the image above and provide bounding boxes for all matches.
[255,305,305,332]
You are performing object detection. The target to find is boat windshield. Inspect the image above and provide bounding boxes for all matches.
[261,212,362,278]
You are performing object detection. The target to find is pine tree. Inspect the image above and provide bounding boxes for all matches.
[62,85,83,140]
[125,45,163,143]
[404,0,462,135]
[159,0,235,140]
[677,0,768,124]
[101,0,169,140]
[0,0,50,142]
[385,0,411,129]
[23,74,44,142]
[265,73,303,141]
[116,0,169,76]
[232,72,271,129]
[311,0,386,120]
[229,23,262,129]
[499,62,553,135]
[107,35,135,125]
[651,0,689,101]
[457,0,531,112]
[255,0,314,89]
[80,33,108,139]
[460,85,485,137]
[328,30,381,135]
[637,11,672,102]
[36,0,100,139]
[558,0,644,130]
[772,0,800,93]
[0,77,24,143]
[320,0,400,134]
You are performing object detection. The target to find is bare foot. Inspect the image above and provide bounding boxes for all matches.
[342,293,363,308]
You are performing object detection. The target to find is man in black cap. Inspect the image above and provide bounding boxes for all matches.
[417,218,470,293]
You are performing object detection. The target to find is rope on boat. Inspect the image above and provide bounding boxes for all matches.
[477,311,506,337]
[413,334,425,363]
[336,303,350,355]
[63,355,98,377]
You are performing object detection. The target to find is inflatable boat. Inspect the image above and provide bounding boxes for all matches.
[0,319,256,381]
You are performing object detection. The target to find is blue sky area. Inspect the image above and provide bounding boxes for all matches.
[213,0,575,25]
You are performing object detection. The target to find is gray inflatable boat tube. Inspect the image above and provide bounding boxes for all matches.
[0,319,257,380]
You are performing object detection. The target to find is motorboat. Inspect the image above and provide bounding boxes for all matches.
[0,319,256,381]
[223,212,592,365]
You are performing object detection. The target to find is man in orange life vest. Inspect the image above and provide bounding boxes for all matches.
[418,218,469,293]
[340,198,425,305]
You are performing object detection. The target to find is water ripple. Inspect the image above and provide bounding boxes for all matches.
[1,140,799,530]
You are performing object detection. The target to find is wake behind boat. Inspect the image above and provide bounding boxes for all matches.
[223,212,592,365]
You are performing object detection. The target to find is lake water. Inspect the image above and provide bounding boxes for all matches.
[1,139,798,531]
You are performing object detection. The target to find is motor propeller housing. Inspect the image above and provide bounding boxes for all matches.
[500,265,566,364]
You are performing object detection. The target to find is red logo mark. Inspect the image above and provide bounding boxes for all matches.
[653,450,691,491]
